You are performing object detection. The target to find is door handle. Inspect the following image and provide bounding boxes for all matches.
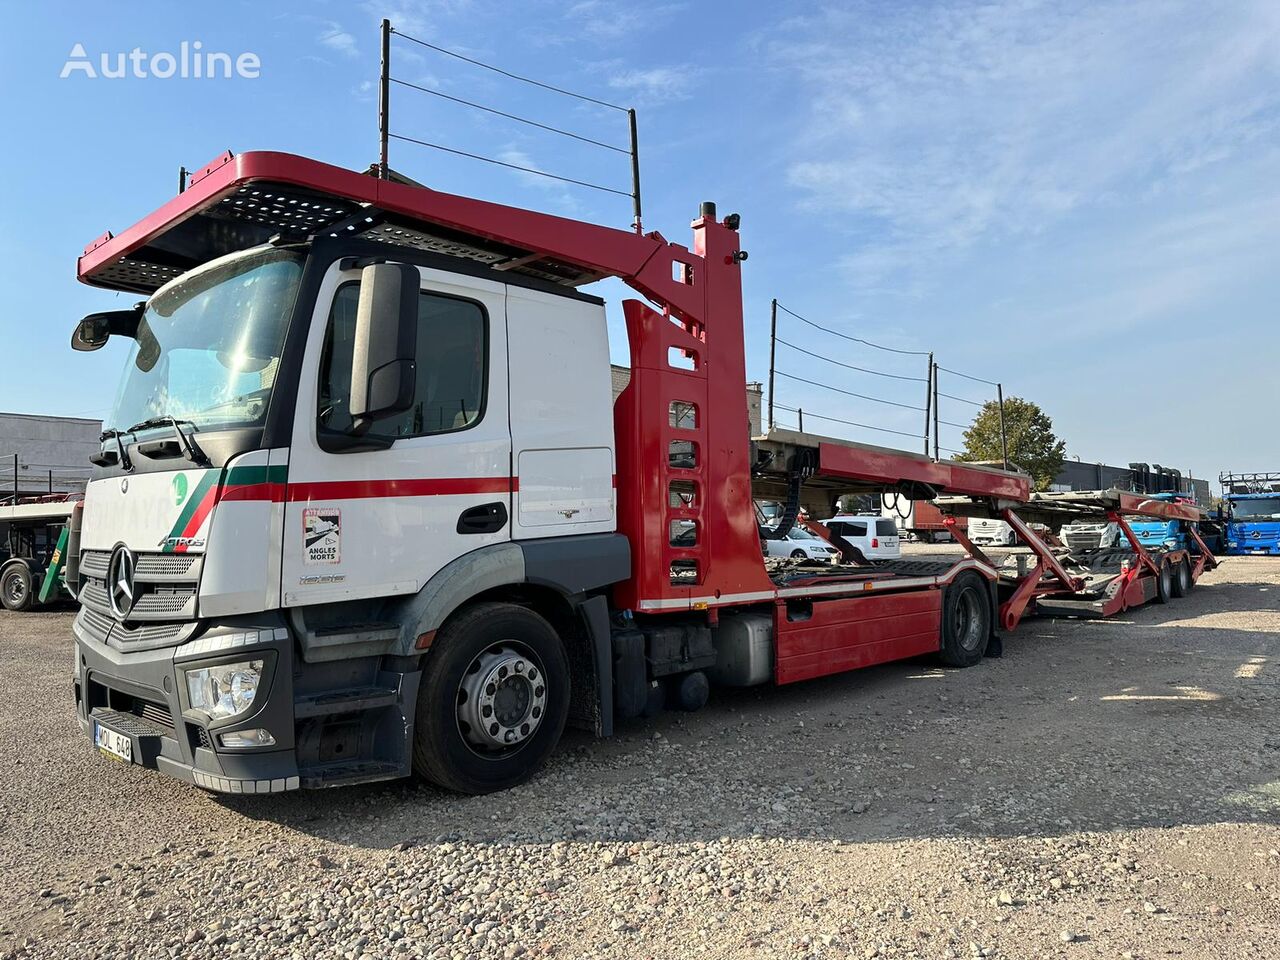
[457,502,508,535]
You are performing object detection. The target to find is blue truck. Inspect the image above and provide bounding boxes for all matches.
[1127,492,1195,551]
[1221,472,1280,556]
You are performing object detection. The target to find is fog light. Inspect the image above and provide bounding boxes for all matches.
[218,728,276,748]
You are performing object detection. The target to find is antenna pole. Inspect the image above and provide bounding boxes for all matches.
[628,108,642,233]
[379,19,391,179]
[178,166,187,194]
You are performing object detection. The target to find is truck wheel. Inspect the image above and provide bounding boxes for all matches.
[1171,559,1191,598]
[413,602,570,795]
[1154,559,1173,604]
[1,564,35,612]
[938,572,991,667]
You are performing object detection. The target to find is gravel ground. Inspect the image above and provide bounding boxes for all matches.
[2,556,1278,960]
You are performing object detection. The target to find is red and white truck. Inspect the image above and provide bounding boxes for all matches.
[67,151,1215,795]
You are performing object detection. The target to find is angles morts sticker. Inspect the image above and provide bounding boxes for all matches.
[303,508,341,565]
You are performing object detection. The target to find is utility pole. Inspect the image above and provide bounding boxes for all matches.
[932,363,940,461]
[767,298,777,431]
[996,383,1008,470]
[922,351,933,456]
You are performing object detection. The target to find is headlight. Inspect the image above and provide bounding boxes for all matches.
[185,660,264,720]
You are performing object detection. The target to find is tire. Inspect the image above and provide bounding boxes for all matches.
[412,602,570,795]
[1171,558,1191,598]
[790,549,808,559]
[1,564,35,612]
[938,571,992,667]
[1153,559,1173,604]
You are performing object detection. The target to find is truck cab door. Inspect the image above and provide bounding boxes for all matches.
[281,261,511,607]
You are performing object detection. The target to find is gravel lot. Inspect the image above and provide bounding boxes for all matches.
[2,556,1278,960]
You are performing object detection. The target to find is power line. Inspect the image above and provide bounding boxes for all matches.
[775,303,930,357]
[388,133,632,197]
[776,338,929,383]
[936,364,998,387]
[775,370,926,412]
[774,403,924,441]
[392,29,629,113]
[937,390,984,407]
[390,78,630,154]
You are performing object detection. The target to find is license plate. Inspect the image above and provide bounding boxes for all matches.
[94,722,133,763]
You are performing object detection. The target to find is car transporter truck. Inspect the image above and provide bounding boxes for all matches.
[65,149,1219,795]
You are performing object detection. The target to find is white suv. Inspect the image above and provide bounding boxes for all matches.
[819,515,902,560]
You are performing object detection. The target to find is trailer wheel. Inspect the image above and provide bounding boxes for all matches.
[1171,559,1191,598]
[1,563,35,612]
[1154,559,1173,604]
[412,602,570,795]
[938,572,991,667]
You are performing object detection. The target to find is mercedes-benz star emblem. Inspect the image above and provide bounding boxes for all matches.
[108,545,137,619]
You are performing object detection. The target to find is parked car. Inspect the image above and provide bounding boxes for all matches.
[818,515,902,560]
[763,526,840,562]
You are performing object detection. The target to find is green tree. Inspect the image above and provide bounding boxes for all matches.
[958,396,1066,491]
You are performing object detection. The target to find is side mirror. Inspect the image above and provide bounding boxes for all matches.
[71,305,143,352]
[349,262,419,435]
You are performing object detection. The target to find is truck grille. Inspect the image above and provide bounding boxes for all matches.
[78,549,202,626]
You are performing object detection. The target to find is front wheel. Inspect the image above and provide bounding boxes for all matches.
[938,572,992,667]
[790,549,808,559]
[0,564,35,612]
[413,602,570,794]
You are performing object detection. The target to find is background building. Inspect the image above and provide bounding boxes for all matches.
[0,412,101,500]
[1053,459,1211,503]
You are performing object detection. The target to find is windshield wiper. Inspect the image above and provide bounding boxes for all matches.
[127,416,211,467]
[91,428,135,471]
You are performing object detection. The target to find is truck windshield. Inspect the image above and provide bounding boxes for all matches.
[1231,498,1280,520]
[105,247,304,436]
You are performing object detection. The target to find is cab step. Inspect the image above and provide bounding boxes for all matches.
[298,760,403,789]
[294,686,400,719]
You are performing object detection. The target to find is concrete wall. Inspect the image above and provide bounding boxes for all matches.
[610,365,764,436]
[0,412,102,500]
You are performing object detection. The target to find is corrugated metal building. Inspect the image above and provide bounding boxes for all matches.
[1053,459,1210,503]
[0,412,102,500]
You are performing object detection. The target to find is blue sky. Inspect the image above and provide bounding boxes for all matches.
[1,0,1276,484]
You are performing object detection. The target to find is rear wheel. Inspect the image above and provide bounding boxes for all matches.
[1171,558,1191,598]
[413,602,570,794]
[0,564,35,612]
[938,572,991,667]
[1154,559,1173,604]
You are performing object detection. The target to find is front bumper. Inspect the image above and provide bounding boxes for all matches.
[72,608,420,793]
[73,612,301,793]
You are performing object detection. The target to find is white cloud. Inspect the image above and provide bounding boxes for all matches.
[608,66,694,105]
[771,0,1280,287]
[318,24,358,58]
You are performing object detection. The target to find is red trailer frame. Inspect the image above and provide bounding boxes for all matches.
[939,491,1219,629]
